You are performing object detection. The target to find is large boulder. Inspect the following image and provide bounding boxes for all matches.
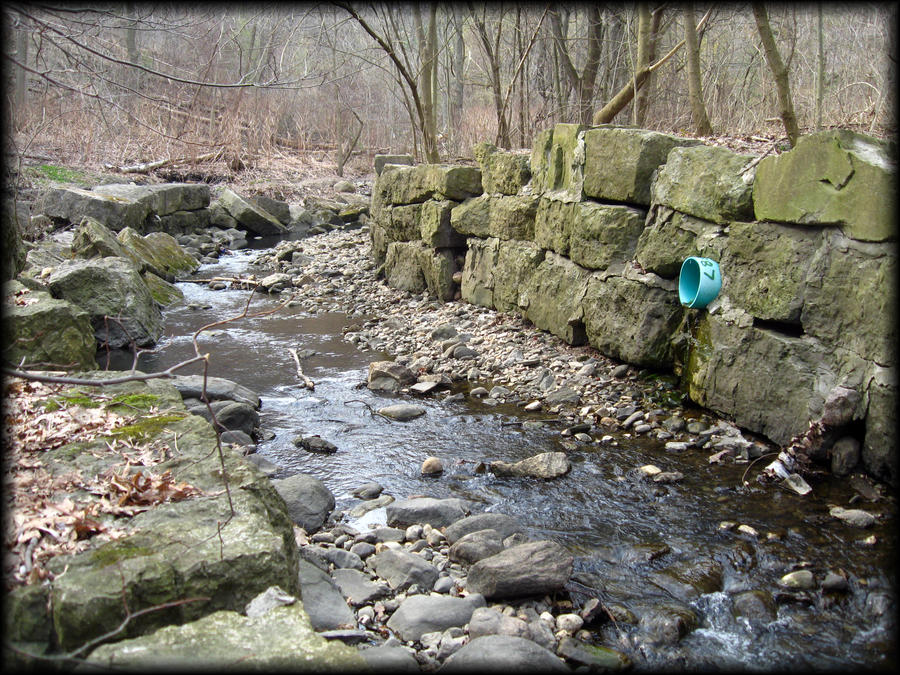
[651,144,756,224]
[296,559,357,630]
[70,216,129,259]
[521,252,590,345]
[385,497,471,529]
[420,199,466,248]
[753,130,895,242]
[530,123,587,198]
[569,202,646,270]
[488,195,539,241]
[634,206,725,278]
[440,634,569,673]
[583,126,702,206]
[384,241,427,295]
[460,236,499,308]
[36,186,151,232]
[117,227,200,277]
[374,153,414,175]
[367,548,439,592]
[218,188,287,235]
[271,473,335,532]
[475,143,532,195]
[92,182,210,217]
[444,513,525,545]
[492,239,545,314]
[582,270,683,369]
[450,195,492,238]
[83,602,365,670]
[534,198,578,256]
[47,256,163,348]
[465,540,574,598]
[3,281,98,369]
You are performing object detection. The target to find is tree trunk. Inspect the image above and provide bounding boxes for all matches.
[14,21,28,124]
[752,2,801,147]
[449,5,466,150]
[632,3,651,126]
[471,7,512,148]
[414,3,439,162]
[815,3,825,131]
[684,2,714,135]
[635,7,662,126]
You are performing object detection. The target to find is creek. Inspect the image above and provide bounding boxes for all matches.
[108,241,895,671]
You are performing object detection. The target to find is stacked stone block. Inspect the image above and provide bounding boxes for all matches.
[370,126,896,485]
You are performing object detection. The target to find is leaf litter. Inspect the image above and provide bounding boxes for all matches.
[3,377,201,589]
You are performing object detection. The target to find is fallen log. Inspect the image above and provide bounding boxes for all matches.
[287,348,315,390]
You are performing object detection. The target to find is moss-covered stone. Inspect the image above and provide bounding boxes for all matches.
[583,271,683,368]
[384,241,427,295]
[522,252,590,345]
[569,202,646,270]
[429,164,483,200]
[476,143,531,195]
[36,186,152,232]
[2,282,98,369]
[530,123,587,199]
[651,145,756,224]
[71,216,129,259]
[753,130,895,242]
[450,195,492,238]
[493,240,545,314]
[583,127,701,206]
[863,370,896,484]
[420,200,465,248]
[489,195,538,241]
[461,237,499,308]
[117,227,200,277]
[83,602,366,671]
[534,198,577,256]
[142,270,185,307]
[416,245,457,302]
[634,206,725,278]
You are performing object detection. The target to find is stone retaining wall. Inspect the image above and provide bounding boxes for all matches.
[370,126,896,484]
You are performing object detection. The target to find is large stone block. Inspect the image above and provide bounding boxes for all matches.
[218,188,287,235]
[71,216,129,259]
[530,123,587,198]
[582,270,683,368]
[651,145,756,224]
[583,127,701,206]
[420,200,465,248]
[382,203,424,242]
[634,206,725,278]
[37,186,151,232]
[753,130,895,242]
[374,153,414,175]
[493,240,545,314]
[3,281,98,369]
[373,164,434,206]
[521,252,589,345]
[489,195,539,241]
[384,241,427,295]
[682,310,833,445]
[47,256,163,348]
[417,245,457,302]
[117,227,200,278]
[569,202,646,270]
[476,142,532,195]
[720,221,828,324]
[93,183,210,217]
[451,195,492,238]
[800,233,896,366]
[534,198,577,256]
[862,369,896,485]
[461,237,499,308]
[429,164,483,200]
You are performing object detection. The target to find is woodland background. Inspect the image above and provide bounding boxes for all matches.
[3,2,896,180]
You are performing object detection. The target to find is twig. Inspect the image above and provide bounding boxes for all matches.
[738,136,786,175]
[344,399,392,422]
[287,348,315,390]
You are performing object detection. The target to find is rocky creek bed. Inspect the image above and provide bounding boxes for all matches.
[4,183,896,671]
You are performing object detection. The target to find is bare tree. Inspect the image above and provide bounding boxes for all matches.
[550,6,604,125]
[684,2,714,135]
[752,2,801,146]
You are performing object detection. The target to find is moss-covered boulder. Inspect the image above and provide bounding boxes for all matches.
[530,124,587,198]
[384,241,427,295]
[218,188,287,236]
[2,281,98,369]
[493,240,545,314]
[651,145,756,224]
[84,601,366,670]
[863,370,897,484]
[534,198,578,256]
[583,127,701,206]
[116,227,199,279]
[142,271,184,307]
[92,182,210,217]
[71,216,129,259]
[569,202,646,270]
[429,164,483,201]
[720,221,828,324]
[800,233,896,366]
[377,203,424,243]
[476,142,532,195]
[450,195,492,238]
[753,130,895,242]
[417,245,457,302]
[634,206,725,278]
[37,186,152,232]
[420,200,465,248]
[521,252,590,345]
[582,270,683,368]
[461,237,500,309]
[47,256,163,348]
[489,195,539,241]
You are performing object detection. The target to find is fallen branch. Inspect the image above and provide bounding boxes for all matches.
[114,149,224,174]
[287,348,315,390]
[738,136,786,175]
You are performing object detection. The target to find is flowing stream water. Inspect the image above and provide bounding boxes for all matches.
[109,245,895,671]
